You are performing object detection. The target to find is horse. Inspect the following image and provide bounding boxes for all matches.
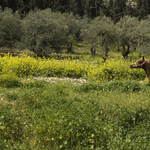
[130,56,150,84]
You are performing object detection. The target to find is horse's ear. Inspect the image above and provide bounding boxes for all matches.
[142,56,145,60]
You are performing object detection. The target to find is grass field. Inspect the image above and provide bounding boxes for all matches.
[0,79,150,149]
[0,47,150,149]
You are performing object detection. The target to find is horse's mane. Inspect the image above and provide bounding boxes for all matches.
[146,60,150,64]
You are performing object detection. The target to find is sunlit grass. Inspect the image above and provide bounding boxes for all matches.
[0,54,150,149]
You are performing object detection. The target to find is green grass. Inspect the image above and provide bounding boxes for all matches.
[0,45,150,149]
[1,79,150,149]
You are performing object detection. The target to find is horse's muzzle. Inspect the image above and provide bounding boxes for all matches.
[130,65,133,69]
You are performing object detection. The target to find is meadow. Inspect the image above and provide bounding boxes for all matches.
[0,53,150,149]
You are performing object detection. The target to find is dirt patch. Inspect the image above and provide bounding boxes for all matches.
[33,77,87,84]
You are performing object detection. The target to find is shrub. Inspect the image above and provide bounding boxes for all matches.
[0,54,147,82]
[0,73,21,87]
[89,58,146,82]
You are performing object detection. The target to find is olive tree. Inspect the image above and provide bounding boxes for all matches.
[97,17,118,59]
[81,16,117,58]
[0,8,22,48]
[116,16,139,58]
[135,16,150,55]
[63,13,84,52]
[18,9,68,57]
[80,16,100,57]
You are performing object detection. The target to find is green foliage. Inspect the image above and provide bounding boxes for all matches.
[0,80,150,149]
[1,0,150,24]
[116,16,139,58]
[0,54,147,82]
[0,7,22,47]
[63,13,83,50]
[0,106,24,145]
[21,80,46,88]
[136,16,150,54]
[116,16,139,46]
[18,9,68,56]
[76,80,146,93]
[80,16,100,49]
[0,0,103,19]
[0,73,21,87]
[0,7,150,57]
[109,0,128,23]
[81,16,117,56]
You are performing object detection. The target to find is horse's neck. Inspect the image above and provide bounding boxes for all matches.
[143,60,150,76]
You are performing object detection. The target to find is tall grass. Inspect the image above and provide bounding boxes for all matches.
[0,79,150,149]
[0,54,150,149]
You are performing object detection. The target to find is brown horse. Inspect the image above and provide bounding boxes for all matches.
[130,56,150,84]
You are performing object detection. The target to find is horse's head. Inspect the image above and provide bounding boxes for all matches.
[130,56,146,69]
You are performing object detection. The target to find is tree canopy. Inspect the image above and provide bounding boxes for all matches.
[1,0,150,21]
[1,1,150,58]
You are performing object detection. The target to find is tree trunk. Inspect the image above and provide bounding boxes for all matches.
[103,46,109,62]
[105,46,109,57]
[118,45,121,51]
[67,42,73,52]
[122,44,130,59]
[91,47,96,57]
